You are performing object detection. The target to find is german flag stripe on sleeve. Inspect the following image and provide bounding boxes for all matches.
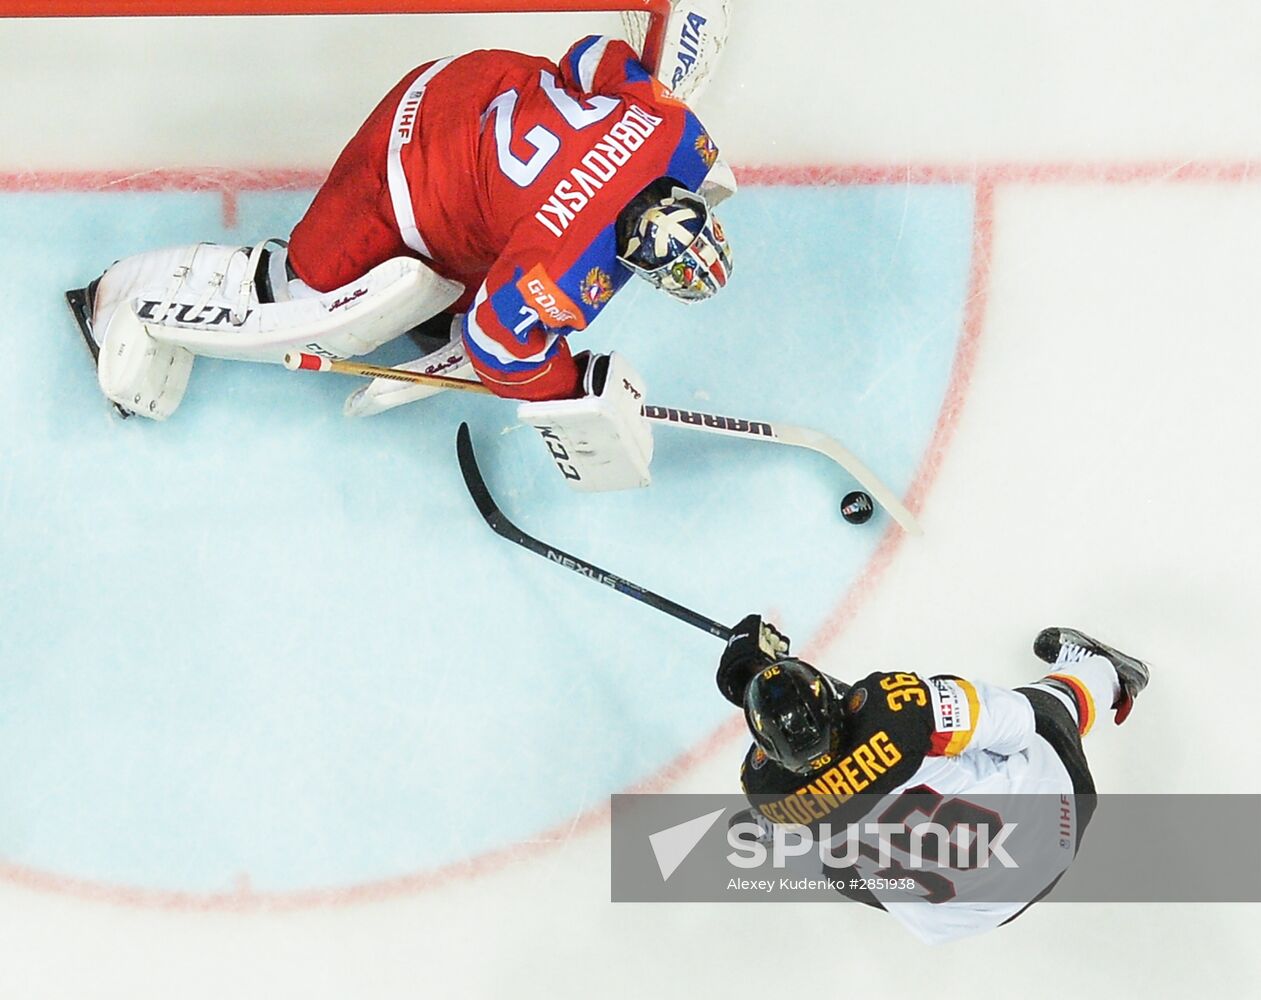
[927,677,981,756]
[1046,672,1097,736]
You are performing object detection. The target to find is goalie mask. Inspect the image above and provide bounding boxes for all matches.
[618,186,732,302]
[743,659,849,775]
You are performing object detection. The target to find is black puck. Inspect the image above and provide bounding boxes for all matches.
[840,490,874,524]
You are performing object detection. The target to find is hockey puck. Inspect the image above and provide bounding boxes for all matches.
[840,490,874,524]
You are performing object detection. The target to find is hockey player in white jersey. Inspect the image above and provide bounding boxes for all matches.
[717,617,1151,944]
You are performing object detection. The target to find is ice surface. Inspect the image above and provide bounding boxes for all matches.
[0,2,1259,997]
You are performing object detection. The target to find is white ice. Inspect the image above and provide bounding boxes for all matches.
[0,2,1259,997]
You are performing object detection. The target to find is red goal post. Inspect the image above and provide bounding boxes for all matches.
[0,1,673,78]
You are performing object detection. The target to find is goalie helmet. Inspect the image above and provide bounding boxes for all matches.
[618,184,732,302]
[743,659,849,775]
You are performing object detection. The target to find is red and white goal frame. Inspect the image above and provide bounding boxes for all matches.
[0,0,728,103]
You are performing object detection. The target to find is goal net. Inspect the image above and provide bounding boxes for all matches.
[0,1,728,179]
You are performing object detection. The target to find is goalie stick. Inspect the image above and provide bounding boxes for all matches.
[636,405,921,536]
[286,352,921,534]
[456,421,733,641]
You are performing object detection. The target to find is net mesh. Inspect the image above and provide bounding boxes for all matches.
[619,7,651,51]
[622,0,729,103]
[0,3,729,200]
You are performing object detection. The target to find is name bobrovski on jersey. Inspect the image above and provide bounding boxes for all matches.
[534,104,665,237]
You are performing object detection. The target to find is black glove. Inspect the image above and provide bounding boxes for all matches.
[716,614,791,706]
[728,806,774,847]
[571,350,611,396]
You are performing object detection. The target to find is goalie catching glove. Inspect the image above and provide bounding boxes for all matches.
[518,351,653,492]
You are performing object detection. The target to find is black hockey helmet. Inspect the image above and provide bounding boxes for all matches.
[743,659,848,775]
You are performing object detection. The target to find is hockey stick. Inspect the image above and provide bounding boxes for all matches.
[287,352,921,534]
[636,405,921,536]
[455,422,733,641]
[284,351,495,395]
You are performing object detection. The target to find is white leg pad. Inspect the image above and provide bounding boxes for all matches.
[90,241,465,419]
[142,249,463,361]
[96,305,194,420]
[343,317,475,417]
[517,352,653,492]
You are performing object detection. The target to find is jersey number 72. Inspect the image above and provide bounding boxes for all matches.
[488,72,621,187]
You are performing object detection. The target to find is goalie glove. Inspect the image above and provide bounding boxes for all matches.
[716,614,791,706]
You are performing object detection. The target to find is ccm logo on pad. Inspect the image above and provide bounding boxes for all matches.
[534,425,581,482]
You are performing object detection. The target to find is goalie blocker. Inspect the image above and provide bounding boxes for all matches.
[519,352,653,492]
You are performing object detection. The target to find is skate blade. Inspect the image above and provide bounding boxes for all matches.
[65,286,133,419]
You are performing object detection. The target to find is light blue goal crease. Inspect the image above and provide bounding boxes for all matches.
[0,182,973,892]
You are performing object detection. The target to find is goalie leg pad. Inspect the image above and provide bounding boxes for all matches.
[132,246,464,362]
[343,315,475,417]
[91,241,464,363]
[89,242,464,418]
[518,352,653,492]
[96,301,194,420]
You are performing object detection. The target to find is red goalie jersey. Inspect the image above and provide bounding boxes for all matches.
[288,35,727,400]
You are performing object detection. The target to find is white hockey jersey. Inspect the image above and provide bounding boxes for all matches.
[740,671,1084,944]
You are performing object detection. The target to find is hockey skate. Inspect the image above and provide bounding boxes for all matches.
[64,278,133,419]
[1033,627,1150,724]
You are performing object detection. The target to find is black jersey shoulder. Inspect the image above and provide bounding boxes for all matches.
[739,670,937,818]
[843,670,940,748]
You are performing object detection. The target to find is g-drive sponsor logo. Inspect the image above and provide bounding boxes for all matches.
[649,805,1019,884]
[515,265,586,330]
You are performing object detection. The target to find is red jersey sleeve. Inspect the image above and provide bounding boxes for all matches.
[460,265,583,401]
[459,217,633,401]
[558,35,661,101]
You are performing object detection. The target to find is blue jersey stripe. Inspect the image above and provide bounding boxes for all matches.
[567,35,603,86]
[463,317,566,374]
[664,111,713,191]
[622,57,653,85]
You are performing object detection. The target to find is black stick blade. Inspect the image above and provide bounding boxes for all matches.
[456,422,503,529]
[453,422,732,641]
